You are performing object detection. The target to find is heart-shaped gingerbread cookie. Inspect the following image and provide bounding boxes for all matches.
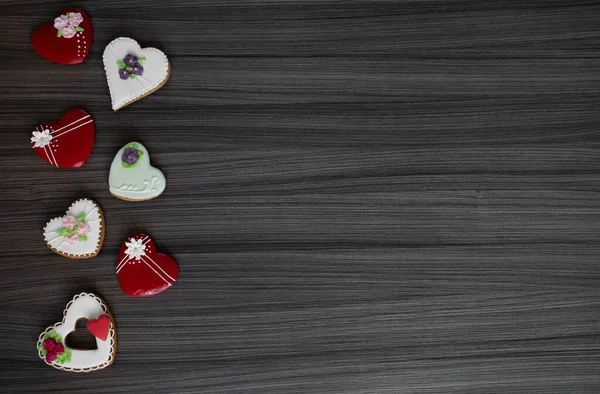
[109,142,166,201]
[31,9,92,64]
[117,233,179,296]
[103,37,170,111]
[30,109,95,168]
[37,293,116,372]
[43,199,105,259]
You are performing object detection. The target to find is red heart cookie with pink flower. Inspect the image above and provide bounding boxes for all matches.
[30,109,95,168]
[117,233,179,297]
[31,9,92,64]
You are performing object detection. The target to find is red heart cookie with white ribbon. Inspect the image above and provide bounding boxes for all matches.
[31,9,92,64]
[30,109,95,168]
[117,233,179,297]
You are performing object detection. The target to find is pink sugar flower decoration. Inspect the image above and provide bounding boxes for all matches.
[66,233,80,244]
[43,338,56,351]
[45,351,57,362]
[53,343,65,354]
[62,215,76,230]
[53,15,69,30]
[68,12,84,27]
[76,222,90,235]
[61,26,76,39]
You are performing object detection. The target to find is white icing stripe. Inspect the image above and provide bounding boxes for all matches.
[44,146,56,166]
[116,260,129,274]
[116,256,129,273]
[143,255,176,282]
[47,143,58,167]
[140,258,172,286]
[51,115,91,134]
[52,119,94,140]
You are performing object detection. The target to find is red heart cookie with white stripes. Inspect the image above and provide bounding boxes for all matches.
[31,9,92,64]
[30,109,95,168]
[116,233,179,297]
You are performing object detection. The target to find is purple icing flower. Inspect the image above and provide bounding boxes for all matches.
[131,64,144,76]
[122,148,139,165]
[123,54,138,67]
[119,68,132,80]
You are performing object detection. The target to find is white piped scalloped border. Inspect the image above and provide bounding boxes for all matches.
[43,198,104,258]
[37,293,116,373]
[102,37,170,111]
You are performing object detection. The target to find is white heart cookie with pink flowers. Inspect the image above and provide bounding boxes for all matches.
[43,199,105,259]
[102,37,170,111]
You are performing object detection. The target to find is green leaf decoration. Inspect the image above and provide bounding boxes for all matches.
[130,74,137,79]
[76,212,86,222]
[117,60,126,69]
[56,337,61,343]
[138,150,144,157]
[126,66,133,71]
[79,235,88,242]
[75,26,84,32]
[138,57,146,65]
[46,330,58,339]
[63,348,72,363]
[41,349,47,356]
[37,342,42,350]
[122,162,131,168]
[56,30,62,38]
[127,143,138,149]
[66,227,78,235]
[66,12,71,16]
[56,228,68,236]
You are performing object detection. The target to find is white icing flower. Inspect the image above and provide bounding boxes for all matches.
[31,129,53,148]
[125,238,146,260]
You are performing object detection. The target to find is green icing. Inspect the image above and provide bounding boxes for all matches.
[75,26,84,32]
[126,66,133,71]
[39,330,72,364]
[79,235,88,242]
[56,30,62,38]
[130,74,137,79]
[76,212,86,222]
[55,348,72,364]
[117,60,126,69]
[138,57,146,65]
[56,227,78,236]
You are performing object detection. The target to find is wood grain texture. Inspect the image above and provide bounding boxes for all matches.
[0,0,599,392]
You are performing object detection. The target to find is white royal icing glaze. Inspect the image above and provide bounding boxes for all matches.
[102,37,169,110]
[43,199,103,257]
[109,142,166,201]
[37,293,116,372]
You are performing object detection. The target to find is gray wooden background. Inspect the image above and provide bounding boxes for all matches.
[0,1,599,393]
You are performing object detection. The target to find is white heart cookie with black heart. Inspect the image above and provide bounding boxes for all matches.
[103,37,170,111]
[43,199,104,259]
[109,142,166,201]
[37,293,116,372]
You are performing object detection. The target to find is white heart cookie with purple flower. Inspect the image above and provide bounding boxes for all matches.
[43,199,105,259]
[102,37,170,111]
[109,142,166,201]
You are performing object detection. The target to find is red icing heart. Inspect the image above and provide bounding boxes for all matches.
[31,9,92,64]
[86,314,110,341]
[117,233,179,297]
[31,109,95,168]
